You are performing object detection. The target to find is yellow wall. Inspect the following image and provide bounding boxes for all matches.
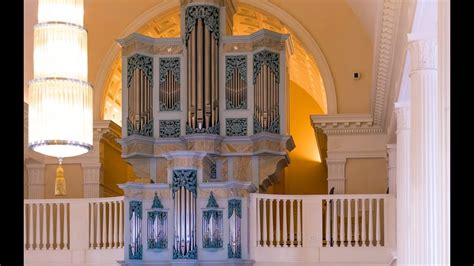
[283,81,327,195]
[102,140,130,196]
[269,0,373,113]
[44,164,84,199]
[345,158,388,194]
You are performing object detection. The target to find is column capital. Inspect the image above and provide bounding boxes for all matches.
[407,38,438,71]
[394,102,410,131]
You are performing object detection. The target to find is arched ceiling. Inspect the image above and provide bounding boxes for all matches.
[24,0,375,121]
[102,3,328,126]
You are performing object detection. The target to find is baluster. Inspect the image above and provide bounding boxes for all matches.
[96,202,100,249]
[256,198,260,246]
[49,203,53,250]
[376,198,381,246]
[36,204,40,250]
[102,202,107,249]
[29,204,33,250]
[369,198,373,247]
[282,199,287,247]
[119,201,123,247]
[262,199,267,246]
[56,204,61,249]
[42,204,47,249]
[361,199,366,246]
[109,202,113,248]
[354,199,359,246]
[89,203,92,248]
[276,200,280,246]
[114,202,118,248]
[347,199,352,247]
[340,199,345,246]
[289,200,294,246]
[24,205,27,249]
[297,200,301,246]
[269,199,274,246]
[64,203,69,249]
[325,200,330,247]
[332,199,337,247]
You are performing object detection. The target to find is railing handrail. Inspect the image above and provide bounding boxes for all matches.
[24,196,125,204]
[250,193,390,200]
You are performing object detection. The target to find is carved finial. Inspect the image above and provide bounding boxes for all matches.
[206,191,219,208]
[152,192,163,209]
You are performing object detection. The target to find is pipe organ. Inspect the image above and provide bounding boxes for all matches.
[119,0,294,265]
[253,50,280,134]
[127,54,153,137]
[159,58,181,111]
[185,5,220,134]
[226,55,247,110]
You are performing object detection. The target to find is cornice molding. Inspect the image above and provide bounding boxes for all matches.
[371,0,402,127]
[311,114,384,135]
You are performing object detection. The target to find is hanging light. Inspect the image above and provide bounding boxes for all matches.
[28,0,93,196]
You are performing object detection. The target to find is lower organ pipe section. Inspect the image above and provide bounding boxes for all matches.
[129,201,142,260]
[127,54,153,136]
[172,170,197,259]
[253,50,280,134]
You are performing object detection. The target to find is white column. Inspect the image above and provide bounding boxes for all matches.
[438,0,450,264]
[408,38,441,265]
[386,144,396,196]
[26,164,46,199]
[395,102,410,264]
[82,163,103,198]
[326,158,346,194]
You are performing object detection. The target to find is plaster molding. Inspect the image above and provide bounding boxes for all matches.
[327,150,387,160]
[311,114,383,135]
[370,0,402,127]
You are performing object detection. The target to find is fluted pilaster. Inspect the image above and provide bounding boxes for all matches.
[82,163,103,198]
[386,144,396,196]
[408,38,440,265]
[26,164,46,199]
[326,158,346,194]
[394,101,410,265]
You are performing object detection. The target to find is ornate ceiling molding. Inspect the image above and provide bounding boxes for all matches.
[371,0,401,127]
[311,114,383,135]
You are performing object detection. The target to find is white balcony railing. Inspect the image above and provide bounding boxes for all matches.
[24,194,395,265]
[24,197,124,266]
[249,193,396,264]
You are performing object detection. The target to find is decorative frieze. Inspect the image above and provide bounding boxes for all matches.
[159,120,181,138]
[253,50,280,84]
[184,5,220,45]
[310,114,383,135]
[226,118,247,136]
[186,122,220,135]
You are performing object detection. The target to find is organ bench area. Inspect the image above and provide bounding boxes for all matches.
[117,0,294,265]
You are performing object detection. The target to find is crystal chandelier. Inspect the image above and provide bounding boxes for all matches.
[28,0,93,196]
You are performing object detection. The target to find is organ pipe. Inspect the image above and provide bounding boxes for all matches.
[185,5,220,134]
